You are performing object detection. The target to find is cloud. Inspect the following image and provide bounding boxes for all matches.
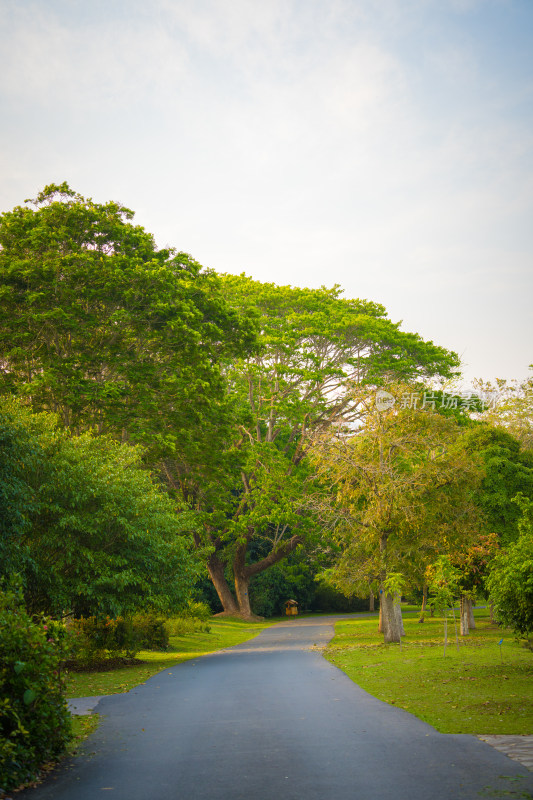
[0,2,190,109]
[0,0,530,384]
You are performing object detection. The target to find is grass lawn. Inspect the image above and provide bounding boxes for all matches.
[65,616,273,698]
[324,608,533,735]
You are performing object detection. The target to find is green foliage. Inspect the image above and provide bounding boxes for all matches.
[383,572,406,597]
[0,398,201,617]
[129,613,170,650]
[311,390,483,598]
[0,403,40,578]
[451,533,499,596]
[179,276,460,615]
[464,425,533,545]
[486,495,533,641]
[0,183,255,464]
[310,581,371,613]
[0,586,71,793]
[427,556,461,612]
[67,613,170,665]
[183,600,212,622]
[165,616,211,636]
[248,561,314,617]
[68,616,141,664]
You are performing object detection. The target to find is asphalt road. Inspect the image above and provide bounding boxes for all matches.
[21,616,533,800]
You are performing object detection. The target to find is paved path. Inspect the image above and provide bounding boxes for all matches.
[21,617,533,800]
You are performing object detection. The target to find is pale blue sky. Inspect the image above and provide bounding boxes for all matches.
[1,0,532,385]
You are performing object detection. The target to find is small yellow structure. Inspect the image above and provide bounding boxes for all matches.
[285,599,298,616]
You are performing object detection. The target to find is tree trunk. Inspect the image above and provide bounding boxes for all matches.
[381,593,402,643]
[378,597,383,632]
[418,583,427,623]
[394,593,406,636]
[234,570,253,618]
[460,594,469,636]
[369,589,375,612]
[467,596,476,629]
[207,553,238,615]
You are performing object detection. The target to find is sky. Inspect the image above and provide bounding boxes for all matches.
[0,0,532,387]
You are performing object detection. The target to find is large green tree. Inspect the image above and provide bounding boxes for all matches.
[165,276,461,618]
[0,183,255,463]
[0,398,201,617]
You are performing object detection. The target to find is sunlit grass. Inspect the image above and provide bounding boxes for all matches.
[325,609,533,734]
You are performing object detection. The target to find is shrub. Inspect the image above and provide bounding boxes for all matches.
[129,613,169,650]
[68,616,139,666]
[0,588,71,793]
[184,600,212,622]
[68,613,171,666]
[166,616,211,637]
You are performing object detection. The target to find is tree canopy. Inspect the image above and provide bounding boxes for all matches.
[165,276,462,617]
[0,183,256,462]
[310,387,484,641]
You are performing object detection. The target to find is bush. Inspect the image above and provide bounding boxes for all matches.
[184,600,212,622]
[0,587,71,793]
[129,613,169,650]
[166,616,211,637]
[68,613,171,666]
[68,616,140,666]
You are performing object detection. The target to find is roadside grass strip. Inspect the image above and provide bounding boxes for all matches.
[65,616,273,699]
[324,610,533,735]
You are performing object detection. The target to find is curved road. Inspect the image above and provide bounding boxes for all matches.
[22,616,533,800]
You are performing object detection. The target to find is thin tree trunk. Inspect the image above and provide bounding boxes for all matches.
[467,596,476,629]
[419,583,428,623]
[369,588,375,612]
[460,594,470,636]
[450,606,460,651]
[207,554,238,615]
[378,597,383,633]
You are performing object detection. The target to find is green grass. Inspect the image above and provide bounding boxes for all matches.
[324,609,533,735]
[65,616,273,698]
[69,715,99,749]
